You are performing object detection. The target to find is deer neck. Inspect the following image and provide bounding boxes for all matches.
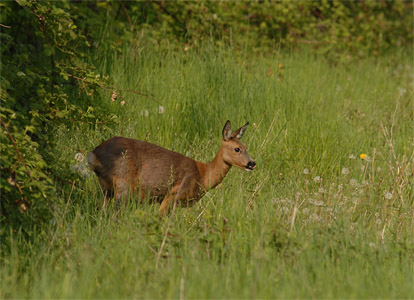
[196,147,231,191]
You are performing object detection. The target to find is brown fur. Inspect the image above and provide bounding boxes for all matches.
[88,120,256,216]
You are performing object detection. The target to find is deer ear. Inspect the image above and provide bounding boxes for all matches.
[232,122,249,139]
[222,120,233,141]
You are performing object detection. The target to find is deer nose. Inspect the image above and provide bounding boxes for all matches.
[246,161,256,171]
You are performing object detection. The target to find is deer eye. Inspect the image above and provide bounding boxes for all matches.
[235,147,240,153]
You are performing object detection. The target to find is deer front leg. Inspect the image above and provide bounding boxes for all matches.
[159,194,175,217]
[159,179,188,217]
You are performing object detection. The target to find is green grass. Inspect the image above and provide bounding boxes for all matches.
[1,44,413,298]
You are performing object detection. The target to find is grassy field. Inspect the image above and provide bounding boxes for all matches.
[2,44,413,298]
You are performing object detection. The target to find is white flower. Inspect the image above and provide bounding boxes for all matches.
[397,87,407,97]
[141,109,149,117]
[376,218,382,225]
[341,167,349,175]
[350,179,358,186]
[80,169,90,178]
[309,198,324,206]
[158,106,165,114]
[75,153,84,162]
[281,206,290,214]
[310,213,322,222]
[384,191,393,200]
[313,176,321,183]
[376,167,382,172]
[303,168,310,175]
[369,242,377,249]
[279,199,293,205]
[318,187,326,193]
[349,154,356,160]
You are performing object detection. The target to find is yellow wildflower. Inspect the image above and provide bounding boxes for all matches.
[360,154,367,160]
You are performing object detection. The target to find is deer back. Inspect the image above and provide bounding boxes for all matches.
[89,137,202,199]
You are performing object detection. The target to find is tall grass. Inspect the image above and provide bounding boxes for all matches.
[1,44,413,298]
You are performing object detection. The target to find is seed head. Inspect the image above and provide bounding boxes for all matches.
[397,87,407,97]
[141,109,149,117]
[350,179,358,186]
[75,153,84,162]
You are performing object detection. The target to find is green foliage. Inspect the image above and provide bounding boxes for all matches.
[106,1,413,60]
[51,1,413,60]
[0,0,112,228]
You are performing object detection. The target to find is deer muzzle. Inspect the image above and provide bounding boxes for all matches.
[245,161,256,172]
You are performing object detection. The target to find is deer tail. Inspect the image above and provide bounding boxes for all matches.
[88,152,104,175]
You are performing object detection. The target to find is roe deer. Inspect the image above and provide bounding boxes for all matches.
[88,120,256,216]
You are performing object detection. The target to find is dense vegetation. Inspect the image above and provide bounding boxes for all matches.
[1,1,413,298]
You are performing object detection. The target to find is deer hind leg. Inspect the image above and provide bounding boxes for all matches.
[113,177,130,205]
[102,191,111,211]
[96,177,114,211]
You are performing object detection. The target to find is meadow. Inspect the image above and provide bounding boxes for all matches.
[2,44,413,298]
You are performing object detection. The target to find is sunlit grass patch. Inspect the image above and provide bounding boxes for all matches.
[1,46,413,298]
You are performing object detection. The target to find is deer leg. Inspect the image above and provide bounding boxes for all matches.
[97,177,114,211]
[159,194,175,217]
[159,179,187,217]
[112,177,130,214]
[102,193,110,211]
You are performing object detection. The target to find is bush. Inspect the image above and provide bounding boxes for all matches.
[0,0,111,228]
[113,1,413,60]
